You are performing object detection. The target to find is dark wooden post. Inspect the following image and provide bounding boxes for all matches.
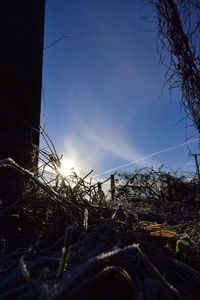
[0,1,45,205]
[110,174,115,204]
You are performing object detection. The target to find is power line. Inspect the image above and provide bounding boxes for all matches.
[93,138,199,178]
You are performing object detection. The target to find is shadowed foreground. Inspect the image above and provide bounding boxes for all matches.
[0,146,200,299]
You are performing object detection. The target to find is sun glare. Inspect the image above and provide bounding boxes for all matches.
[59,157,76,176]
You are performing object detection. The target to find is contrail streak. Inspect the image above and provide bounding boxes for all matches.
[93,138,199,177]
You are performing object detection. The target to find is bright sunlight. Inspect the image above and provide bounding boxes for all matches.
[59,157,76,176]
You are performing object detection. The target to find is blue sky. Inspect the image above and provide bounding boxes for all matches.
[42,0,199,180]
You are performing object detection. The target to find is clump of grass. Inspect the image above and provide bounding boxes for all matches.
[0,130,200,299]
[57,226,73,282]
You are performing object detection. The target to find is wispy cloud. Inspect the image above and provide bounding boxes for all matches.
[82,122,153,164]
[60,116,155,178]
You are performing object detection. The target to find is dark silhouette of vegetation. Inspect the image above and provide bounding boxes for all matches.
[147,0,200,133]
[116,167,199,205]
[0,136,200,299]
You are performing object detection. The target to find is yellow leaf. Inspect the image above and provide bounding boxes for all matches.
[145,224,163,231]
[150,230,177,238]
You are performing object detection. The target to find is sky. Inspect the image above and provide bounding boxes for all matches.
[41,0,199,181]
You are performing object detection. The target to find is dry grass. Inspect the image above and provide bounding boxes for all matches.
[0,133,200,299]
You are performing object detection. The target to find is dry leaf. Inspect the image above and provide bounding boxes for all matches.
[150,230,177,238]
[145,224,163,231]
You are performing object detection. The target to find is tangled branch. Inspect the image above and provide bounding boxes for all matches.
[147,0,200,132]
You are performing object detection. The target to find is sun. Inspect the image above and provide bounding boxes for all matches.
[58,157,76,176]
